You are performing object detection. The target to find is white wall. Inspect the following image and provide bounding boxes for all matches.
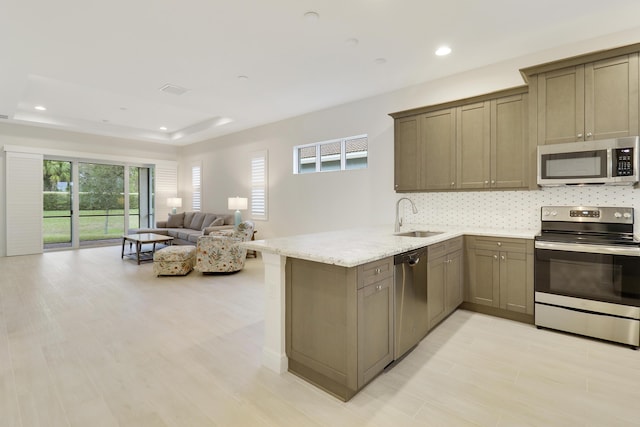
[0,122,179,257]
[179,29,640,239]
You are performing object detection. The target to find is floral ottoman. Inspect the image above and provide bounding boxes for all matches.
[153,245,196,276]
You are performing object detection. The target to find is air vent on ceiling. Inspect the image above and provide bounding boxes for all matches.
[0,114,8,119]
[159,83,189,95]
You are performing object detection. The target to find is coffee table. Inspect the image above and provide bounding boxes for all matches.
[122,233,174,264]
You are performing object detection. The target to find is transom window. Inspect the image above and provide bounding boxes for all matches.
[293,134,368,174]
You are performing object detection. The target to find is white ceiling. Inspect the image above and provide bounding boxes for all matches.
[2,0,640,146]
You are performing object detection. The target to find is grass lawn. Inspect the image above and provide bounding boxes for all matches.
[44,209,141,244]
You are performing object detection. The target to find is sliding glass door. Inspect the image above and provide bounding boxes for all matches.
[43,160,72,248]
[78,163,125,245]
[43,159,153,250]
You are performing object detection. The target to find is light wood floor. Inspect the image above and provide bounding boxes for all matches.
[1,246,640,426]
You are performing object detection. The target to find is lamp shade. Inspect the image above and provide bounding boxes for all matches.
[167,197,182,208]
[228,197,248,210]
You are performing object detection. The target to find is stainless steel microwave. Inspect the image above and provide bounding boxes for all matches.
[537,136,639,186]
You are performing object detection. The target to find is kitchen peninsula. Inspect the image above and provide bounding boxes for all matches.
[245,225,536,400]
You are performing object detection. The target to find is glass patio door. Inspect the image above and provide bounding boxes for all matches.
[78,163,125,245]
[43,160,72,249]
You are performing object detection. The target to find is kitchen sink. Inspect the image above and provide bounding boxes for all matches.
[394,230,444,238]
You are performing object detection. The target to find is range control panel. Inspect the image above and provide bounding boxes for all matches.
[541,206,634,224]
[569,210,600,218]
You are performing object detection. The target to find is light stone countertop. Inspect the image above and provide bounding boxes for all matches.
[244,225,539,268]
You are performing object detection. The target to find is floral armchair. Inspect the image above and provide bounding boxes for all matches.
[194,221,255,273]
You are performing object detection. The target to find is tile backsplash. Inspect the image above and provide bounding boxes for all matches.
[400,186,640,233]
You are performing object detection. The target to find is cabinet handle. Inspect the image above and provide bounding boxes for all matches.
[484,180,489,185]
[497,242,502,247]
[395,184,399,189]
[451,182,455,186]
[494,255,498,260]
[501,255,506,261]
[491,180,495,185]
[577,133,583,138]
[374,267,381,275]
[376,284,382,291]
[586,132,593,138]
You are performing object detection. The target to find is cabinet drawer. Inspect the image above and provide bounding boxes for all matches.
[468,236,528,253]
[357,257,393,289]
[428,236,463,259]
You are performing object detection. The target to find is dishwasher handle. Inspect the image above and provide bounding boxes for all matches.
[394,247,427,265]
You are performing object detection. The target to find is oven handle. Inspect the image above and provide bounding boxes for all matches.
[535,240,640,256]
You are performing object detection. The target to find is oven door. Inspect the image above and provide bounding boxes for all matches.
[535,241,640,307]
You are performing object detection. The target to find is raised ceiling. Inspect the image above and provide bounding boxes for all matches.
[2,0,640,145]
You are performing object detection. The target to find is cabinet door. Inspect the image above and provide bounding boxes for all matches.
[357,276,394,386]
[584,53,639,141]
[499,251,530,314]
[394,116,421,191]
[445,250,464,313]
[491,94,528,188]
[427,255,447,330]
[468,248,499,307]
[422,109,456,190]
[457,101,491,189]
[537,65,585,145]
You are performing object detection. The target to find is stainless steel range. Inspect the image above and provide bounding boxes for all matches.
[534,206,640,348]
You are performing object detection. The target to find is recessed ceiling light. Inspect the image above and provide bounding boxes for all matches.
[34,105,46,111]
[119,107,128,111]
[435,46,452,56]
[345,38,359,47]
[237,75,249,80]
[159,126,168,131]
[374,58,387,65]
[214,117,233,127]
[303,11,319,21]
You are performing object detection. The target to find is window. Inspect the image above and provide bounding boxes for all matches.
[251,150,268,220]
[293,134,368,174]
[192,162,201,211]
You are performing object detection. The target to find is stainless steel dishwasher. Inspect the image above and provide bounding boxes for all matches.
[394,246,429,360]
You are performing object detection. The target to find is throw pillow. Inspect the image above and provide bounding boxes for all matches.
[189,212,206,230]
[211,218,224,226]
[200,214,218,229]
[167,212,185,228]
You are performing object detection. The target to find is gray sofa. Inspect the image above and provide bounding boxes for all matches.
[128,211,235,245]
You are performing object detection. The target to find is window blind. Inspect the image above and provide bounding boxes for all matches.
[5,151,44,255]
[250,151,268,220]
[192,163,201,211]
[154,163,178,221]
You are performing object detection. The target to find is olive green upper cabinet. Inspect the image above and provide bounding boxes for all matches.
[422,108,457,190]
[391,86,528,192]
[394,115,421,191]
[491,93,529,188]
[456,93,528,189]
[457,101,491,189]
[525,51,639,145]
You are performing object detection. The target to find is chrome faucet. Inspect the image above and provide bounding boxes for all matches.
[395,197,418,232]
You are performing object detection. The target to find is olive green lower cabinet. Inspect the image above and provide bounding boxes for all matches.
[427,237,464,330]
[285,256,394,401]
[464,236,534,322]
